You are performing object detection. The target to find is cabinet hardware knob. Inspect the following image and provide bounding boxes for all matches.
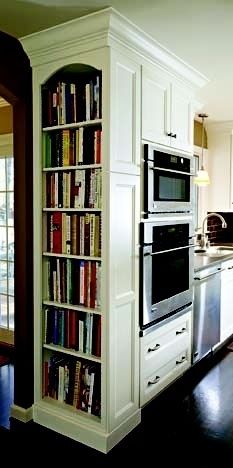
[171,133,177,138]
[167,132,172,136]
[176,327,186,335]
[148,343,160,353]
[148,376,160,385]
[176,356,186,365]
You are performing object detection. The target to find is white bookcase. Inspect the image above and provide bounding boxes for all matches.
[20,7,207,453]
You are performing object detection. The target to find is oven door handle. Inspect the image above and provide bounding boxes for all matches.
[149,244,195,256]
[150,166,195,177]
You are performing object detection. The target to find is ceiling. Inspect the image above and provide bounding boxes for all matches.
[0,0,232,124]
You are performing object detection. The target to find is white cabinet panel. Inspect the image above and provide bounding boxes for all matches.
[114,301,135,414]
[114,182,135,297]
[110,51,141,175]
[108,172,140,430]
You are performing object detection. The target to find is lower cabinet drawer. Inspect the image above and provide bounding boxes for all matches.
[140,346,191,407]
[139,310,192,407]
[141,311,191,367]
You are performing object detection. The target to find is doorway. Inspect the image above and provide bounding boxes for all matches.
[0,99,14,347]
[0,30,33,424]
[0,98,14,428]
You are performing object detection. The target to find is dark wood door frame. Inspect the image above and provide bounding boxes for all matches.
[0,31,33,409]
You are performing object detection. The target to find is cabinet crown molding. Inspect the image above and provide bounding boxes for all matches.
[20,7,208,90]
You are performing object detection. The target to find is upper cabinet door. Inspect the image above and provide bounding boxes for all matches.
[142,64,194,154]
[142,66,171,147]
[170,83,193,153]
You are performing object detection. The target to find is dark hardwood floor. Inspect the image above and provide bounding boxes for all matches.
[0,363,13,428]
[1,348,233,465]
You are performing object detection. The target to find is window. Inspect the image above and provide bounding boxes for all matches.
[0,156,14,330]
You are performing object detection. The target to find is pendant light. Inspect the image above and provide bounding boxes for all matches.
[194,113,210,186]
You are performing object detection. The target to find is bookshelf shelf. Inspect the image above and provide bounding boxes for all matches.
[42,118,102,132]
[43,300,101,315]
[43,208,101,212]
[43,164,102,172]
[43,343,102,363]
[42,396,102,424]
[42,252,101,260]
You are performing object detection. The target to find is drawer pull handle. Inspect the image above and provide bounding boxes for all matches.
[148,376,160,385]
[176,327,186,335]
[148,344,160,353]
[176,356,186,365]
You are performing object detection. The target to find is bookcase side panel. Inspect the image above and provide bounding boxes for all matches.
[107,172,140,432]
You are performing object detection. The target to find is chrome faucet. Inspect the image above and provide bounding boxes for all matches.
[200,213,227,249]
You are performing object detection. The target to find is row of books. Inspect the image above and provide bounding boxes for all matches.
[44,308,101,357]
[43,354,101,416]
[46,258,101,309]
[43,126,102,168]
[42,73,101,127]
[45,168,102,209]
[46,211,101,257]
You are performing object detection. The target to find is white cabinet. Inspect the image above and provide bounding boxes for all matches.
[142,65,194,153]
[140,309,192,407]
[20,6,206,454]
[221,259,233,342]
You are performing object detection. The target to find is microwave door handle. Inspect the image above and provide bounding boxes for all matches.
[151,166,195,177]
[150,244,195,256]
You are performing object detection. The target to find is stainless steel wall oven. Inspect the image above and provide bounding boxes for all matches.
[143,143,194,217]
[140,214,194,330]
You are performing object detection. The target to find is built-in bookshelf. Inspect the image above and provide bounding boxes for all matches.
[22,8,142,454]
[41,66,103,419]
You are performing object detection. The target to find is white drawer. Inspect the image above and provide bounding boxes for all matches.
[141,331,190,376]
[140,311,192,407]
[140,346,191,407]
[140,311,192,372]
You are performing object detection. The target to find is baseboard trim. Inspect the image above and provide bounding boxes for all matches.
[10,404,33,423]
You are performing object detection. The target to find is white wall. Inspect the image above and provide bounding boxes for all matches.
[207,122,233,213]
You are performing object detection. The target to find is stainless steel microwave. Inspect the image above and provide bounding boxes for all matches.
[143,144,194,217]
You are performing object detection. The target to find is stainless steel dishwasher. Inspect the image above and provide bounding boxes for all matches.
[192,264,223,364]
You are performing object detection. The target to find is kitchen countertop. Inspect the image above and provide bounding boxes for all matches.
[194,243,233,272]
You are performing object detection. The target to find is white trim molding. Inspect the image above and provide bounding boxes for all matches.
[10,404,33,423]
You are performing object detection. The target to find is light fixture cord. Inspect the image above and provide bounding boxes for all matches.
[201,115,204,169]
